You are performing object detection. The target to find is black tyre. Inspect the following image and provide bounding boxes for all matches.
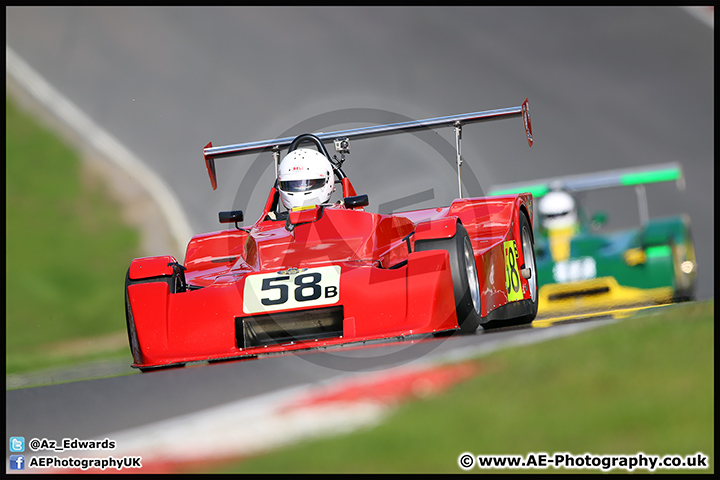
[481,211,538,329]
[672,221,697,302]
[515,211,538,323]
[124,265,186,372]
[415,222,482,334]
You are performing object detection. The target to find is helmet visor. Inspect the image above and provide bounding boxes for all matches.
[279,178,326,193]
[542,210,572,220]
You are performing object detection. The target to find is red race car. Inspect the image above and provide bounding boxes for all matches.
[124,100,537,371]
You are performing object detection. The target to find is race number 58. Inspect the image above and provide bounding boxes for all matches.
[504,240,523,302]
[243,265,341,314]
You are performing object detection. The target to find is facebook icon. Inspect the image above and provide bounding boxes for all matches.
[9,455,25,470]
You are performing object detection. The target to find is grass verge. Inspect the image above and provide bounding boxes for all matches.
[208,300,713,474]
[6,94,139,375]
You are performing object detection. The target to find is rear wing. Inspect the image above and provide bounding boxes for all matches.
[203,99,533,195]
[488,162,685,225]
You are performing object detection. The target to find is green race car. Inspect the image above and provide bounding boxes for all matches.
[489,163,696,318]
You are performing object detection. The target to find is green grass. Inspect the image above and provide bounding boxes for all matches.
[6,95,140,374]
[207,301,713,474]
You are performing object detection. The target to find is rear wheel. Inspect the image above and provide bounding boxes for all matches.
[415,223,482,334]
[516,212,538,323]
[482,212,538,329]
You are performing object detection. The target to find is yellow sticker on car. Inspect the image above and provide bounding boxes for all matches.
[504,240,523,301]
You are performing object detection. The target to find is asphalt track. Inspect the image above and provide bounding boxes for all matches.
[5,6,713,469]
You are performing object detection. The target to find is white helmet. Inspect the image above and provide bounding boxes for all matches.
[538,190,578,229]
[277,148,335,210]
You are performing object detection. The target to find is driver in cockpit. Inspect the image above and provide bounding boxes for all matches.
[276,148,336,210]
[537,189,580,262]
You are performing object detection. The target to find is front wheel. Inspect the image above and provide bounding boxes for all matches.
[415,223,482,334]
[672,223,697,302]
